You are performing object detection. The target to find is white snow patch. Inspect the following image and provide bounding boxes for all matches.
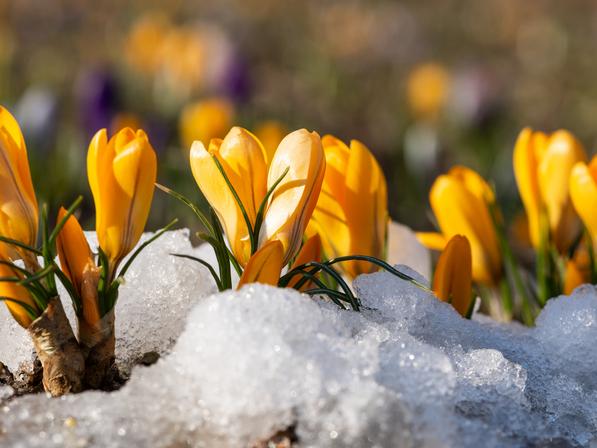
[0,232,596,447]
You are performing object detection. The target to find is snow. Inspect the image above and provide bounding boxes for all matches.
[1,229,596,447]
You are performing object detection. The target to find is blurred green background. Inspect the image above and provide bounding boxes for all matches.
[2,0,597,233]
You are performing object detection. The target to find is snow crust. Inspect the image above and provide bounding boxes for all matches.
[1,230,596,447]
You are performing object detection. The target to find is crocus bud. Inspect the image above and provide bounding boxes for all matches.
[0,263,39,328]
[569,156,597,244]
[258,129,325,265]
[0,106,39,262]
[87,128,157,272]
[56,208,100,326]
[309,136,387,278]
[419,166,501,285]
[513,128,586,252]
[432,234,473,317]
[237,240,284,288]
[190,127,268,266]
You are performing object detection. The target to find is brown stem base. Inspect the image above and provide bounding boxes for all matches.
[78,310,115,389]
[27,298,85,396]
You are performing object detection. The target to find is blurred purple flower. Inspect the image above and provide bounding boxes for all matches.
[76,69,118,138]
[222,54,251,104]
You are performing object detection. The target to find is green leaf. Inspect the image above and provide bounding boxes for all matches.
[155,183,215,236]
[116,218,178,279]
[209,155,256,253]
[253,167,289,239]
[0,297,39,321]
[0,236,42,256]
[171,253,223,291]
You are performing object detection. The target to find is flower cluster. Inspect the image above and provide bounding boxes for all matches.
[2,103,425,397]
[0,106,167,395]
[418,127,597,323]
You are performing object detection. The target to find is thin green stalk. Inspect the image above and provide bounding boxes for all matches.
[303,288,350,310]
[253,167,289,238]
[171,253,223,291]
[210,155,256,253]
[0,236,42,256]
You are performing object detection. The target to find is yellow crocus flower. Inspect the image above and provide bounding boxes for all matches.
[87,127,157,272]
[0,263,39,328]
[309,135,388,278]
[513,128,586,252]
[179,98,234,149]
[0,106,38,263]
[237,240,284,288]
[56,208,101,326]
[190,127,268,266]
[259,130,325,265]
[569,156,597,243]
[191,128,325,267]
[418,166,501,285]
[432,234,473,317]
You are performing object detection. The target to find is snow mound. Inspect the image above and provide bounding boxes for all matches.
[0,230,596,447]
[0,229,217,373]
[1,267,597,447]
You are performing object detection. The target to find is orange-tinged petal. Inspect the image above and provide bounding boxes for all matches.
[0,106,38,255]
[570,160,597,242]
[538,130,585,252]
[190,138,253,266]
[218,127,268,223]
[342,139,388,276]
[433,235,473,317]
[237,240,284,288]
[288,234,322,291]
[259,129,326,265]
[88,128,157,268]
[430,172,501,285]
[56,208,101,325]
[416,232,447,251]
[310,137,351,260]
[0,264,38,328]
[513,128,542,248]
[563,259,586,295]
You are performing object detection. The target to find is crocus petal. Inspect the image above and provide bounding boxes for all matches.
[237,240,284,288]
[538,130,585,252]
[433,234,473,317]
[416,232,447,251]
[430,173,501,285]
[55,208,100,325]
[190,138,252,266]
[259,129,325,265]
[309,137,351,260]
[570,159,597,242]
[88,128,157,269]
[563,259,586,295]
[0,264,38,328]
[513,128,543,248]
[0,106,39,255]
[218,127,268,224]
[310,135,388,278]
[343,139,388,276]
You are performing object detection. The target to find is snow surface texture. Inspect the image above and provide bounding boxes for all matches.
[1,230,596,447]
[0,229,217,374]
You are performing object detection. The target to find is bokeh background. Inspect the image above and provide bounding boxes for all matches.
[2,0,597,232]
